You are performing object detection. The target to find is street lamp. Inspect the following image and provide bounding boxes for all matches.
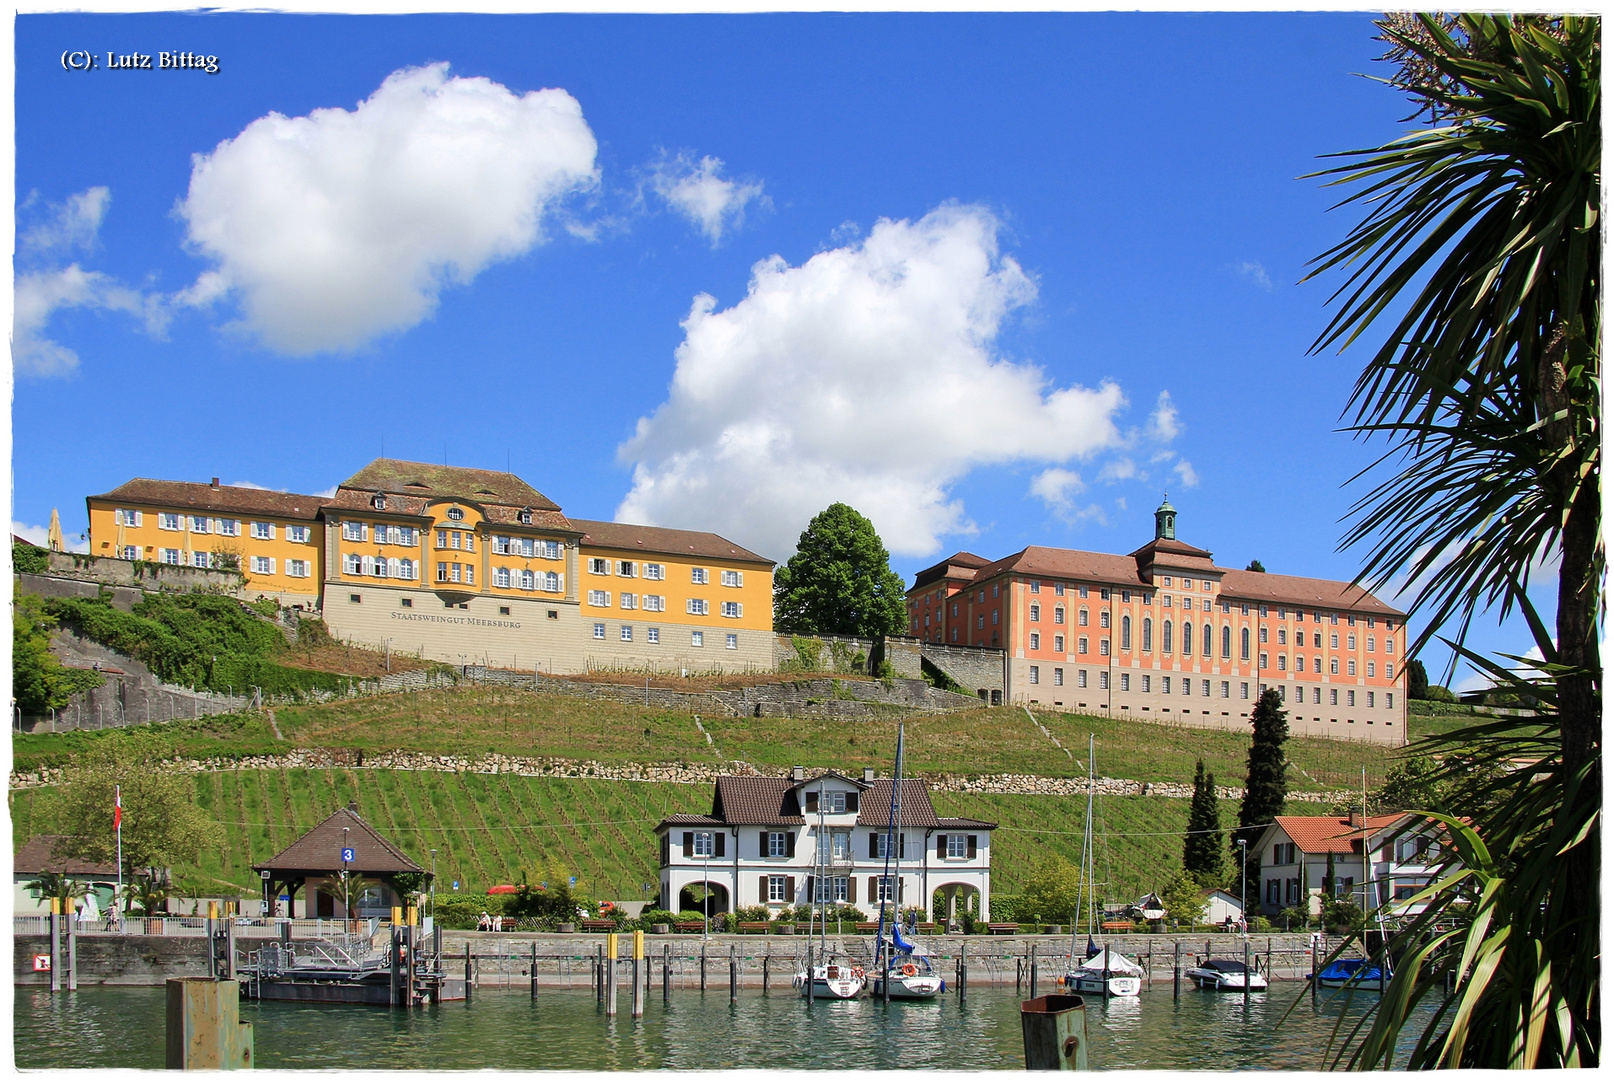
[1238,838,1249,931]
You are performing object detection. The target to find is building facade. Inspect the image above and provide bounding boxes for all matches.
[87,459,775,675]
[904,498,1409,743]
[1248,812,1448,918]
[655,767,995,923]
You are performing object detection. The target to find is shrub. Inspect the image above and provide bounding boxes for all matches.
[733,905,771,924]
[13,541,49,574]
[675,909,709,922]
[1424,685,1459,704]
[635,908,677,928]
[1323,898,1365,934]
[1279,906,1313,929]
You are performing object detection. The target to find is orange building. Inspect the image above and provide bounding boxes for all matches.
[905,498,1408,744]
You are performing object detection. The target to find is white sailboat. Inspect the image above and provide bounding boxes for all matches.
[1060,735,1141,998]
[869,722,943,1001]
[794,773,867,1000]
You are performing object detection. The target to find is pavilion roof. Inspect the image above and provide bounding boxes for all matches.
[252,805,423,876]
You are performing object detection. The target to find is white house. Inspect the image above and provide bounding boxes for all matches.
[654,767,995,923]
[1248,812,1450,918]
[1201,888,1244,927]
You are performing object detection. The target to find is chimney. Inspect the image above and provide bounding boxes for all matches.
[863,767,876,783]
[1348,810,1365,828]
[210,477,220,489]
[791,765,804,782]
[348,799,359,815]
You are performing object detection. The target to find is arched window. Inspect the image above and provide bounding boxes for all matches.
[520,569,535,590]
[1121,615,1132,651]
[1222,625,1232,659]
[1163,620,1174,654]
[495,567,511,588]
[1077,607,1088,626]
[1203,623,1213,656]
[1142,618,1153,652]
[543,571,560,592]
[1241,627,1251,661]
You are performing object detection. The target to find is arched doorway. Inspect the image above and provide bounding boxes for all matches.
[678,881,730,916]
[931,883,982,928]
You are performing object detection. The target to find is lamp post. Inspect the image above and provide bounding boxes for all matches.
[1238,838,1249,931]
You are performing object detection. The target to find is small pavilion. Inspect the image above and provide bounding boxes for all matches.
[253,803,428,919]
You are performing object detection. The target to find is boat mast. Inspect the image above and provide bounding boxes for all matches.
[877,723,905,973]
[1087,735,1097,936]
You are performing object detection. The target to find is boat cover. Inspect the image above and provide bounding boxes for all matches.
[1078,948,1143,976]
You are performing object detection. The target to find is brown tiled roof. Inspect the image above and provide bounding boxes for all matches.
[912,551,992,590]
[969,546,1146,588]
[1220,570,1404,617]
[1129,538,1219,574]
[710,777,803,825]
[339,459,561,511]
[856,779,941,828]
[936,816,998,830]
[89,480,328,521]
[252,806,423,875]
[572,519,773,566]
[656,813,722,830]
[1270,813,1409,855]
[323,488,576,532]
[13,836,119,878]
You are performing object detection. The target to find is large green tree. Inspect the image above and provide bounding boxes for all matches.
[1182,759,1224,885]
[772,503,908,636]
[1233,689,1288,908]
[1305,14,1599,1067]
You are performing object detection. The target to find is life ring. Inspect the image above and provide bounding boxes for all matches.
[1054,975,1067,987]
[851,966,865,978]
[901,963,918,977]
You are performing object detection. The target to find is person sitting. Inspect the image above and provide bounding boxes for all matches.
[478,911,491,932]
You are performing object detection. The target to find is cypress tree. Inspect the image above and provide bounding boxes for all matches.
[1234,688,1289,905]
[1182,759,1224,884]
[1406,658,1429,700]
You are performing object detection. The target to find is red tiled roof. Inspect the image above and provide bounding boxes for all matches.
[90,480,328,521]
[855,779,941,828]
[970,546,1146,588]
[1271,813,1410,854]
[13,836,120,878]
[1219,570,1403,617]
[252,806,422,875]
[572,519,773,566]
[338,459,562,511]
[912,552,993,590]
[710,777,804,825]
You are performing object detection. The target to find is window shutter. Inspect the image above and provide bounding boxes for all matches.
[805,791,818,812]
[898,878,905,903]
[869,876,878,901]
[845,792,858,812]
[761,830,769,856]
[869,833,879,859]
[938,835,947,858]
[785,876,795,902]
[760,874,769,902]
[967,835,978,858]
[804,876,813,904]
[134,510,143,526]
[899,833,907,859]
[847,877,857,903]
[785,832,796,857]
[683,832,694,858]
[713,831,725,857]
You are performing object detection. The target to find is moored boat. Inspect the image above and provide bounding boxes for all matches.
[1186,958,1267,992]
[794,960,867,999]
[1060,947,1143,997]
[1310,956,1389,990]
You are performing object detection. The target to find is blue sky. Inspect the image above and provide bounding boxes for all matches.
[12,12,1544,688]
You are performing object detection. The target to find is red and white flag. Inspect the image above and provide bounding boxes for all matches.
[113,787,122,831]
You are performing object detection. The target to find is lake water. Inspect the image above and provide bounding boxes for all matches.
[14,984,1427,1070]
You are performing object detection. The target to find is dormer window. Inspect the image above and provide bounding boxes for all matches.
[446,507,465,521]
[371,494,387,510]
[518,508,533,525]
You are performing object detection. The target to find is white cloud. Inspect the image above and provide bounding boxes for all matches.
[1236,260,1274,290]
[13,521,87,553]
[648,152,766,246]
[14,264,167,377]
[1099,458,1137,483]
[1147,390,1181,442]
[1173,459,1200,488]
[22,186,111,255]
[1030,468,1105,527]
[177,63,599,355]
[615,204,1128,559]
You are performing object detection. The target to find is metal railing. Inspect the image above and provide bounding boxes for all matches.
[13,915,395,938]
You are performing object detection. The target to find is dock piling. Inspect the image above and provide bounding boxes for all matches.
[632,930,645,1018]
[66,900,78,992]
[1173,940,1181,1000]
[1028,943,1037,999]
[1310,938,1318,1003]
[700,944,707,992]
[959,942,967,1004]
[1243,938,1251,1005]
[49,899,61,994]
[663,944,671,1004]
[762,950,770,995]
[805,944,814,1005]
[405,907,416,1007]
[531,941,539,1001]
[605,933,618,1017]
[390,925,402,1007]
[728,945,737,1003]
[596,945,604,1003]
[464,942,473,1003]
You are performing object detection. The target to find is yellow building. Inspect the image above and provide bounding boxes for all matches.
[317,459,776,674]
[85,478,328,606]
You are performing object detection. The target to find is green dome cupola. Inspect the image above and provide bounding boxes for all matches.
[1154,494,1177,541]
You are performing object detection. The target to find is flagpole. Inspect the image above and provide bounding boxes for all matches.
[115,784,123,917]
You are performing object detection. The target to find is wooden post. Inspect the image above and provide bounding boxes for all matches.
[1173,939,1181,1000]
[806,944,814,1005]
[762,950,770,995]
[728,944,737,1003]
[226,914,238,982]
[49,898,61,994]
[390,926,402,1007]
[632,930,645,1018]
[1310,938,1319,1003]
[1028,943,1038,999]
[595,944,604,1003]
[1146,941,1152,992]
[605,932,618,1016]
[1243,937,1252,1005]
[531,940,539,1001]
[959,941,967,1003]
[66,900,78,992]
[165,977,253,1070]
[464,942,473,1003]
[663,944,671,1004]
[700,944,707,992]
[1016,956,1023,995]
[405,906,417,1007]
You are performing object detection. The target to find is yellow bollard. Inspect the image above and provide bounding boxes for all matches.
[392,906,403,926]
[407,905,418,927]
[607,933,619,961]
[633,930,644,961]
[208,901,219,919]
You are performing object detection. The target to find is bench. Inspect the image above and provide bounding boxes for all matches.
[1101,921,1136,932]
[737,922,771,934]
[987,923,1021,935]
[579,919,617,932]
[675,921,706,933]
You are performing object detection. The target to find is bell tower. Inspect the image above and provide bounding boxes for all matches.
[1154,494,1177,541]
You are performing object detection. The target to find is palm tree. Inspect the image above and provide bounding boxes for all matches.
[1303,14,1599,1068]
[127,875,169,918]
[25,872,89,909]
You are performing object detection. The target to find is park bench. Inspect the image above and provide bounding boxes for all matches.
[987,923,1020,935]
[675,921,706,932]
[1102,921,1135,932]
[580,919,617,932]
[737,922,771,934]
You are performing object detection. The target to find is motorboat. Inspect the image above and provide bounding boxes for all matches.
[1186,958,1267,992]
[793,959,866,999]
[1060,947,1143,997]
[1310,957,1390,990]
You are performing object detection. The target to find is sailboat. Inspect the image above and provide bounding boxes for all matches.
[793,772,867,1000]
[869,723,944,1001]
[1060,736,1141,998]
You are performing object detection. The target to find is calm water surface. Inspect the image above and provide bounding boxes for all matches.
[15,985,1427,1070]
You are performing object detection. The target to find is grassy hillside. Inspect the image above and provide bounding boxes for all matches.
[13,686,1422,792]
[10,767,1332,904]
